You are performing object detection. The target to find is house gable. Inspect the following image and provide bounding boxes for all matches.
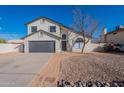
[27,18,61,36]
[24,30,61,40]
[26,17,82,37]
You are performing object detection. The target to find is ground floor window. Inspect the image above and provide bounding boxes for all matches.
[73,38,84,49]
[73,42,83,49]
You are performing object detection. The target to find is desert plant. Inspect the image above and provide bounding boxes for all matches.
[0,39,6,43]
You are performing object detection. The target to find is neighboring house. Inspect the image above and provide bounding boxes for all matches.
[23,17,86,53]
[101,26,124,45]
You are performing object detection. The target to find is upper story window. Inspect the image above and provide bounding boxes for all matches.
[50,26,56,32]
[62,34,66,40]
[31,26,37,33]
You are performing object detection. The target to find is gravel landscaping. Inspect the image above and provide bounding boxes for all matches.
[31,52,124,87]
[58,52,124,87]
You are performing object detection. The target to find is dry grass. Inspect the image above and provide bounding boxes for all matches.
[31,52,124,86]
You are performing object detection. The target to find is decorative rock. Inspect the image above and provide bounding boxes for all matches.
[102,82,110,87]
[65,81,70,85]
[81,81,87,87]
[61,80,65,87]
[57,81,61,87]
[86,81,93,87]
[95,81,104,87]
[111,81,124,87]
[70,81,74,87]
[92,82,97,87]
[62,80,71,87]
[110,82,119,87]
[118,83,124,87]
[57,80,124,87]
[77,81,84,87]
[73,81,81,87]
[73,80,85,87]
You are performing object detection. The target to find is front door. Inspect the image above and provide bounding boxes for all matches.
[62,41,67,51]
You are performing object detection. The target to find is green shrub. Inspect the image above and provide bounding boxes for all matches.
[0,39,6,43]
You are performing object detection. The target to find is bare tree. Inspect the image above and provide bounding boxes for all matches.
[72,8,99,53]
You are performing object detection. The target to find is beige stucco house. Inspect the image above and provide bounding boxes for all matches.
[101,26,124,45]
[23,17,85,53]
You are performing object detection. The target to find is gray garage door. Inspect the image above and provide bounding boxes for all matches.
[29,41,55,53]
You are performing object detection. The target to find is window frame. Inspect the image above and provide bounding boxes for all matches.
[62,34,67,40]
[31,26,37,33]
[50,26,56,32]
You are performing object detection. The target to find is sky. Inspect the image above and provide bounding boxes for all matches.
[0,5,124,40]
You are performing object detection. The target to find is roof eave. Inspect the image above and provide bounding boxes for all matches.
[22,29,61,40]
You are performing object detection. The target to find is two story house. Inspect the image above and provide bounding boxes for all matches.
[23,17,84,53]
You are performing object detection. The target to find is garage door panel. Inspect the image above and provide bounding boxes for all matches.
[29,41,55,53]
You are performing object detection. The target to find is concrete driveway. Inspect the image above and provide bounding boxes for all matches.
[0,53,53,87]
